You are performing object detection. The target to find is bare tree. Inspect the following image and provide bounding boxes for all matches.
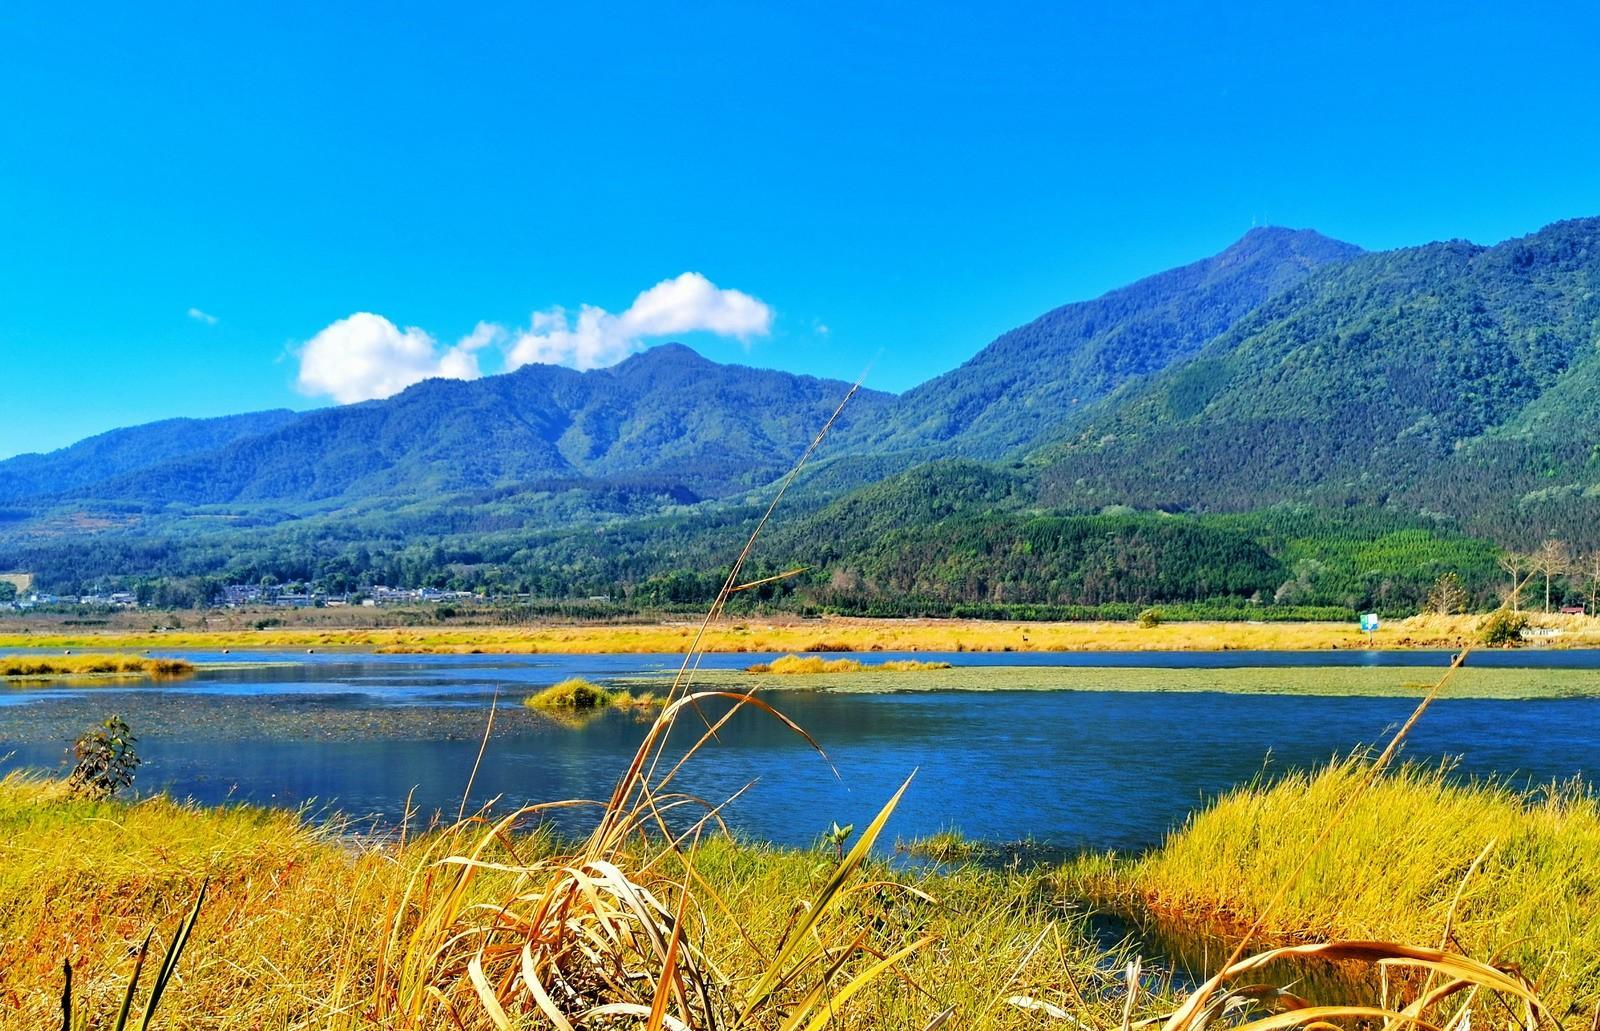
[1496,552,1526,612]
[1529,539,1572,614]
[1424,572,1468,615]
[1584,552,1600,618]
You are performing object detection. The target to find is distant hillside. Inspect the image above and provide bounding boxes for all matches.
[0,228,1361,513]
[0,410,299,501]
[841,226,1361,458]
[1035,217,1600,545]
[42,345,891,508]
[15,219,1600,610]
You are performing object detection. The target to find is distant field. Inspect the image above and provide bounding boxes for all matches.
[3,612,1594,654]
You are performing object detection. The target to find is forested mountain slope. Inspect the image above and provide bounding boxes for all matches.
[5,228,1357,515]
[50,346,891,507]
[839,226,1361,457]
[1035,217,1600,544]
[0,410,298,501]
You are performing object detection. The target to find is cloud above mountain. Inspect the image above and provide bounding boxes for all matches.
[506,272,772,371]
[295,273,773,403]
[295,314,498,404]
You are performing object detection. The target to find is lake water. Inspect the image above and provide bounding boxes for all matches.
[4,649,1600,852]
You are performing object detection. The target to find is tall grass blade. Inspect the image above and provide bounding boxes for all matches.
[137,877,207,1030]
[741,770,916,1016]
[110,932,154,1031]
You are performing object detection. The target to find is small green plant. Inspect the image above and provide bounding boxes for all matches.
[1479,609,1529,646]
[67,715,141,798]
[821,820,855,860]
[1138,607,1163,628]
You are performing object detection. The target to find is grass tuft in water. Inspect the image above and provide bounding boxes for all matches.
[522,676,617,710]
[745,654,952,674]
[0,654,194,679]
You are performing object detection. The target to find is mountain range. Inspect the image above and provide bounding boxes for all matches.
[1,226,1358,511]
[6,217,1599,611]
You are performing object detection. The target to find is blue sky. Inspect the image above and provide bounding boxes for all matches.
[3,1,1598,458]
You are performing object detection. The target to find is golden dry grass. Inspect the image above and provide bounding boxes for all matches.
[0,653,194,678]
[745,655,954,674]
[10,612,1594,655]
[1068,759,1600,1020]
[3,771,1553,1030]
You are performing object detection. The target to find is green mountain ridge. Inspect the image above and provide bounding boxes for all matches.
[0,410,299,502]
[15,346,892,509]
[6,217,1600,613]
[837,226,1360,458]
[1035,217,1600,545]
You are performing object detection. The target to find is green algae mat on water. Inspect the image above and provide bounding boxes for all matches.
[644,664,1600,699]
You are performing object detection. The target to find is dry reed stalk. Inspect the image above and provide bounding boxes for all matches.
[359,379,939,1029]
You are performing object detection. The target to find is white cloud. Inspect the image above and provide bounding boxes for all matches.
[295,313,492,403]
[506,272,772,371]
[294,274,773,404]
[187,307,218,325]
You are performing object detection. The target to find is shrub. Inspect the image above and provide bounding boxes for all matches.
[1479,610,1529,646]
[1138,607,1163,628]
[68,715,141,798]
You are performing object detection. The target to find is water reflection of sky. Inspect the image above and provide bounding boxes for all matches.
[3,651,1598,852]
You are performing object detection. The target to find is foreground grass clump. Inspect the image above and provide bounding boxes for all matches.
[746,653,952,674]
[0,773,1180,1029]
[0,653,194,679]
[0,774,397,1027]
[1071,758,1600,1018]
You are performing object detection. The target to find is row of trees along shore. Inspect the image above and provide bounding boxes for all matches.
[1489,540,1600,615]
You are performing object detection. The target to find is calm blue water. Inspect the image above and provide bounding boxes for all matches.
[4,650,1598,851]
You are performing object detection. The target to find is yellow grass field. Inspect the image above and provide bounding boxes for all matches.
[0,775,1162,1029]
[2,611,1596,654]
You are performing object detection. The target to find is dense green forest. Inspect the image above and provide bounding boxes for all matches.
[841,227,1358,457]
[1036,219,1600,547]
[1,462,1517,617]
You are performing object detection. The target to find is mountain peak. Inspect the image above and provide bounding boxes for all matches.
[614,342,707,371]
[1222,225,1363,263]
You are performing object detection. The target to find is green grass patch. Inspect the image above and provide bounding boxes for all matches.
[522,676,663,713]
[667,663,1600,698]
